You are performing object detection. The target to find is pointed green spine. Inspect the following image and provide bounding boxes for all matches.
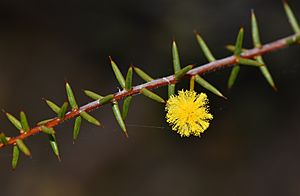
[73,116,82,140]
[195,33,216,62]
[84,90,103,100]
[20,111,30,133]
[110,57,126,88]
[283,1,300,33]
[66,83,78,110]
[112,101,128,137]
[251,10,276,90]
[133,67,153,82]
[16,139,31,156]
[12,145,19,170]
[141,88,165,103]
[6,113,22,131]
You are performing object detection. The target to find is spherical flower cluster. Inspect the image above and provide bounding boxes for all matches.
[165,90,213,137]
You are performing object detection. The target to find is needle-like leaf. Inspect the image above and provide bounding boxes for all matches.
[99,94,114,105]
[6,113,22,131]
[141,88,165,103]
[84,90,103,100]
[73,116,82,140]
[20,111,30,133]
[80,111,101,126]
[58,102,69,119]
[16,139,31,156]
[251,10,277,90]
[45,99,60,114]
[41,126,55,135]
[48,134,60,161]
[12,145,19,170]
[112,101,128,137]
[122,96,132,120]
[110,57,126,89]
[195,75,226,99]
[66,83,78,110]
[175,65,193,80]
[133,67,154,82]
[0,133,8,145]
[228,28,244,89]
[283,1,300,33]
[195,33,216,62]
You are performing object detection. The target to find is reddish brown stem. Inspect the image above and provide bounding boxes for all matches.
[0,33,299,149]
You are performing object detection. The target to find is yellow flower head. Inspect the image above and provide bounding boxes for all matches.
[165,90,213,137]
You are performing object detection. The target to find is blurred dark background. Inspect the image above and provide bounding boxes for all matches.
[0,0,300,195]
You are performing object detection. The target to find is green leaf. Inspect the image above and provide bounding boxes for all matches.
[122,96,132,120]
[110,57,126,89]
[41,126,55,135]
[251,10,262,48]
[37,118,54,126]
[141,88,165,103]
[172,41,181,72]
[228,65,240,89]
[171,41,181,98]
[228,28,244,89]
[99,94,114,105]
[285,34,300,45]
[234,27,244,56]
[20,111,30,133]
[251,11,277,91]
[48,134,60,161]
[175,65,193,80]
[195,75,226,99]
[125,67,133,90]
[73,116,82,140]
[6,113,22,131]
[133,67,153,82]
[283,1,300,33]
[225,45,247,53]
[237,57,264,67]
[112,101,128,137]
[45,99,60,114]
[168,84,175,98]
[66,82,78,110]
[12,145,19,170]
[80,111,101,126]
[257,56,277,90]
[16,139,31,156]
[58,102,69,119]
[195,33,216,62]
[84,90,103,100]
[0,132,8,145]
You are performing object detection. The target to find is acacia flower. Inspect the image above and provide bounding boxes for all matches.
[165,90,213,137]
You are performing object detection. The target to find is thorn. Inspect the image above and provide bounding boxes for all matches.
[222,95,228,100]
[124,131,129,139]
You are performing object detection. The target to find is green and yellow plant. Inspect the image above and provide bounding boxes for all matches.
[0,1,299,169]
